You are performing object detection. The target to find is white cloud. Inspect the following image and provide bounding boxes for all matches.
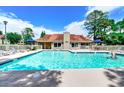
[86,6,121,16]
[0,11,59,39]
[0,9,88,40]
[0,9,18,18]
[64,6,122,37]
[9,12,18,18]
[32,26,62,39]
[0,6,121,40]
[64,20,88,36]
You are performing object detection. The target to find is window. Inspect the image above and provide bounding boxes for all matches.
[71,43,78,47]
[75,43,78,47]
[81,43,84,46]
[54,43,61,47]
[71,43,75,47]
[58,43,61,47]
[54,43,57,47]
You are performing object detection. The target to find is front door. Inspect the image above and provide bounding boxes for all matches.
[43,42,51,49]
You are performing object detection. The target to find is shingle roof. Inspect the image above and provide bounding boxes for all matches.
[70,34,91,42]
[37,34,91,43]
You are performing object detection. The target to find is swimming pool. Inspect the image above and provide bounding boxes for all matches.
[0,50,124,71]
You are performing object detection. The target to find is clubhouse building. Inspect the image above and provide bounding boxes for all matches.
[37,32,91,49]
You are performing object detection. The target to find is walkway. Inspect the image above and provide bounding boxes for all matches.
[0,69,123,87]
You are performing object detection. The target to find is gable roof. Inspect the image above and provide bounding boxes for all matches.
[70,34,91,42]
[37,34,91,43]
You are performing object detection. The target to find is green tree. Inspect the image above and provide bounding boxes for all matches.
[116,19,124,33]
[0,31,3,35]
[104,33,124,45]
[7,32,22,44]
[98,19,110,40]
[40,31,46,38]
[84,10,108,40]
[109,19,117,31]
[23,27,34,43]
[98,19,117,41]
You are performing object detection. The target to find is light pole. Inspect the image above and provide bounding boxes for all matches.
[3,21,8,44]
[21,30,25,45]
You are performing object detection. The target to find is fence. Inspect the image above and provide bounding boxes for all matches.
[89,45,124,51]
[80,45,124,51]
[0,45,42,50]
[0,45,124,51]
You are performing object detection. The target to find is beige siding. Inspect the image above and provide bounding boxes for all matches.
[63,32,70,49]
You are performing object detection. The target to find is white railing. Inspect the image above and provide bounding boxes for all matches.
[83,45,124,51]
[1,45,124,51]
[0,45,42,50]
[80,45,91,49]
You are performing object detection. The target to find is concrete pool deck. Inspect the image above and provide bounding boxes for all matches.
[0,69,123,87]
[59,69,116,87]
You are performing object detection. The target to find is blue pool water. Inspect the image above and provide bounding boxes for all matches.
[0,51,124,71]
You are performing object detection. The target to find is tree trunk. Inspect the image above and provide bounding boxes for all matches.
[93,27,96,40]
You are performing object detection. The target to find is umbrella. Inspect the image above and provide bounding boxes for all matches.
[27,39,35,43]
[93,39,103,43]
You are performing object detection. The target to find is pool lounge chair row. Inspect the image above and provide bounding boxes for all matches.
[0,49,27,57]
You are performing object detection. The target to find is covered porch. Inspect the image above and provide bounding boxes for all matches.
[38,42,52,49]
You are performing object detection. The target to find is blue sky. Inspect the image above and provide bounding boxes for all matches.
[0,6,124,39]
[0,6,87,31]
